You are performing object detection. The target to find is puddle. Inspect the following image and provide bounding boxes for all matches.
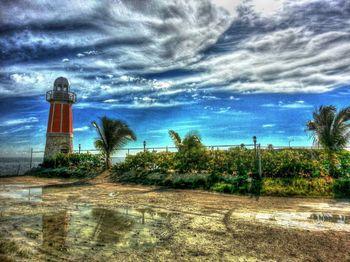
[0,184,42,202]
[1,204,174,259]
[309,213,350,224]
[231,209,350,232]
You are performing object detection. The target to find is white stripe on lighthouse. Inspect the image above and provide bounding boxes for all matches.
[50,102,55,132]
[60,103,63,132]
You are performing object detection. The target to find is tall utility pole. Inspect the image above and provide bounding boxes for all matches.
[143,141,146,152]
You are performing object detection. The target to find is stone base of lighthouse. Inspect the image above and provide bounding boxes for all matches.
[44,133,73,159]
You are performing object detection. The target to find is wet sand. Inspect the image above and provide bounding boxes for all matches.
[0,176,349,261]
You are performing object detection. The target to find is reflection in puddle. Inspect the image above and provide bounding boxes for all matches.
[4,204,173,259]
[0,184,42,202]
[43,211,69,250]
[309,213,350,224]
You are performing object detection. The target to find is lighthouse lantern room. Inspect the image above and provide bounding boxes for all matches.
[44,77,76,159]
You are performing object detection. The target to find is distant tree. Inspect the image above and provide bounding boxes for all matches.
[168,130,203,152]
[306,105,350,176]
[92,117,136,169]
[168,130,207,172]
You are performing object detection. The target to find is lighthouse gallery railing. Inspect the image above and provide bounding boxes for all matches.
[46,90,77,103]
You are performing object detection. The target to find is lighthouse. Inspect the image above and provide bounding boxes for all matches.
[44,77,76,159]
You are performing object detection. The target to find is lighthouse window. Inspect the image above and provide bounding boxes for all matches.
[61,148,69,154]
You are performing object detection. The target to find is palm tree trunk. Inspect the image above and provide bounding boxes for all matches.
[327,151,337,177]
[105,153,112,170]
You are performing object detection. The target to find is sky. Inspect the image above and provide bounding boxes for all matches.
[0,0,350,156]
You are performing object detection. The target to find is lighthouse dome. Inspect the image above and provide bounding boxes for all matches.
[53,77,70,92]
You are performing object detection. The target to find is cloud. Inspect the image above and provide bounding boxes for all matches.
[262,100,313,109]
[262,124,275,128]
[74,126,90,132]
[0,125,34,135]
[0,0,350,107]
[0,117,38,126]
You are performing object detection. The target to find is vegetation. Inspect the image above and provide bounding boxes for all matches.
[27,106,350,198]
[306,105,350,177]
[92,116,137,169]
[262,177,334,197]
[28,153,104,178]
[168,130,208,172]
[113,147,350,197]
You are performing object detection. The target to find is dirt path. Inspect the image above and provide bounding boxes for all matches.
[0,176,350,261]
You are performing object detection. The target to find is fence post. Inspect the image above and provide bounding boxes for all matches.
[29,148,33,169]
[166,146,168,152]
[143,141,146,152]
[253,136,259,174]
[79,144,81,154]
[258,144,262,178]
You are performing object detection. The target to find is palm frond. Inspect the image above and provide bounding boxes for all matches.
[306,105,350,151]
[168,130,182,149]
[92,116,137,163]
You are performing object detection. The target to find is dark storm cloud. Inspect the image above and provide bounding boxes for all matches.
[1,0,350,103]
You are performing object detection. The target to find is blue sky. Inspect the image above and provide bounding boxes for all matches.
[0,0,350,156]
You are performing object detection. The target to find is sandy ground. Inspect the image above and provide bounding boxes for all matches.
[0,176,350,262]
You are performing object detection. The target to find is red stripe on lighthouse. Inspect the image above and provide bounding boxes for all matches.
[52,103,62,132]
[62,104,69,133]
[47,104,53,132]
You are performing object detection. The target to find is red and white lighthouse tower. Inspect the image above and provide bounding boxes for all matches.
[44,77,76,159]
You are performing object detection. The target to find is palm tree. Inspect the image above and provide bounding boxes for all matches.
[306,105,350,176]
[92,116,136,169]
[168,130,203,152]
[168,130,207,172]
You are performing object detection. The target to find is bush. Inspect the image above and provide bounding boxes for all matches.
[211,182,237,193]
[208,148,255,176]
[211,175,250,194]
[333,177,350,198]
[261,149,324,178]
[175,146,209,173]
[114,151,175,174]
[262,177,333,196]
[171,173,208,189]
[31,153,104,178]
[30,167,93,178]
[113,148,350,178]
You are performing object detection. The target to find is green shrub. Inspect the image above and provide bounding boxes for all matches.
[262,177,333,196]
[207,148,255,176]
[114,151,157,173]
[175,147,209,173]
[31,167,94,178]
[171,173,208,189]
[333,177,350,198]
[211,182,237,193]
[31,153,104,178]
[337,152,350,177]
[113,148,350,182]
[42,153,104,170]
[211,175,250,194]
[261,149,323,178]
